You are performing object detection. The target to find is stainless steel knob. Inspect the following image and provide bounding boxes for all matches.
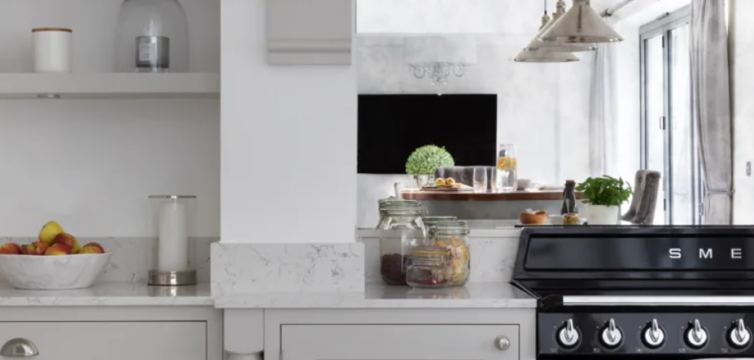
[685,319,709,349]
[728,319,752,348]
[599,319,623,349]
[642,319,666,349]
[0,338,39,357]
[494,336,511,351]
[556,319,580,349]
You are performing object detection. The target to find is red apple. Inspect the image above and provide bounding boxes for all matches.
[44,243,70,256]
[53,233,80,254]
[81,242,104,253]
[0,243,22,255]
[34,242,50,256]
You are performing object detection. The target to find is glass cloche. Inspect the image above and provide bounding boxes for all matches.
[115,0,189,72]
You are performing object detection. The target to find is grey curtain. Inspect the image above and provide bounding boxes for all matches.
[691,0,732,224]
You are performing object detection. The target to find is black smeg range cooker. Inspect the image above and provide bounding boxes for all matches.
[511,226,754,360]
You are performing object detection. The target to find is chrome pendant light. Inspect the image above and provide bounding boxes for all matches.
[526,0,597,52]
[540,0,623,44]
[514,1,579,63]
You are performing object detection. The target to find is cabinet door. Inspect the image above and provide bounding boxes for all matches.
[281,324,518,360]
[0,322,205,360]
[267,0,353,65]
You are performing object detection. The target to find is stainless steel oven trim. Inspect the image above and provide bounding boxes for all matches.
[562,296,754,306]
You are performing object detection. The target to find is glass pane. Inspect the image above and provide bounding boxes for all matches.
[669,23,693,225]
[645,34,666,225]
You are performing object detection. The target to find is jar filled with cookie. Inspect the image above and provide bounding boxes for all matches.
[428,220,470,286]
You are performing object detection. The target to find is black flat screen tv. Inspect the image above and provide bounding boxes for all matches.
[357,94,497,174]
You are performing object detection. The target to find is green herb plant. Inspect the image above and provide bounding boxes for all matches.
[405,145,455,175]
[575,175,632,207]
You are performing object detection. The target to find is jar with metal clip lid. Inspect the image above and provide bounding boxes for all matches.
[377,199,428,285]
[406,246,453,288]
[429,220,470,286]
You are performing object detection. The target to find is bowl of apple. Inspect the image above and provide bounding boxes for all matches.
[0,221,111,290]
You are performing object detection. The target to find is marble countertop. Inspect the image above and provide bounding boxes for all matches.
[0,282,212,306]
[214,282,537,309]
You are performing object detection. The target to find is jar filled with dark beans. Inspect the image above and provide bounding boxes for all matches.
[377,199,428,285]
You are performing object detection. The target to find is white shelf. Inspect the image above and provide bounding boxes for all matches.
[0,73,220,99]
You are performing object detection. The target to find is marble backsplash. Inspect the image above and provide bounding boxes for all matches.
[0,237,217,283]
[211,242,365,294]
[357,228,521,284]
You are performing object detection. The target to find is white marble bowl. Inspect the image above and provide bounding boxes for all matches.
[0,253,112,290]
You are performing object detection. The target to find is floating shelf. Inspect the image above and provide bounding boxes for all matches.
[0,73,220,99]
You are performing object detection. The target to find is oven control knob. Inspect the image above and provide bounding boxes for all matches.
[556,319,581,349]
[599,319,623,349]
[685,319,709,349]
[728,319,752,348]
[642,319,665,349]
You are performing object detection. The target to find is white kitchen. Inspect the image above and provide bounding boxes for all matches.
[0,0,749,360]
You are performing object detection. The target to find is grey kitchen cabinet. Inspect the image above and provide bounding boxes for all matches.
[266,0,353,65]
[0,322,205,360]
[0,307,223,360]
[280,324,519,360]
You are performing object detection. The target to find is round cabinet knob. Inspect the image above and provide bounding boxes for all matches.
[728,319,752,349]
[641,319,666,349]
[494,336,511,351]
[599,319,623,349]
[0,338,39,357]
[556,319,581,349]
[685,319,709,349]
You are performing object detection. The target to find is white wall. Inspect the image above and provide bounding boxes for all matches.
[221,0,357,242]
[354,0,594,227]
[0,0,220,237]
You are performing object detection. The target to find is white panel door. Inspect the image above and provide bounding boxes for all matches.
[281,324,519,360]
[0,322,206,360]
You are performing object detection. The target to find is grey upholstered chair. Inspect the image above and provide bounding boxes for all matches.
[622,170,662,225]
[435,166,495,187]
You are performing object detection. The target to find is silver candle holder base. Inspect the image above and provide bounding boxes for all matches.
[148,270,197,286]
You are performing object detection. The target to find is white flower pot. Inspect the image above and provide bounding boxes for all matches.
[586,205,621,225]
[413,174,434,188]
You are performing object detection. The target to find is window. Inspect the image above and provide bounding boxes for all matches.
[640,5,702,225]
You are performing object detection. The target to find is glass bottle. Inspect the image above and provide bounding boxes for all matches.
[429,220,470,286]
[377,200,428,285]
[406,247,453,288]
[115,0,189,73]
[496,144,518,192]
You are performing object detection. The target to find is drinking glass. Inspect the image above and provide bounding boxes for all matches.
[489,169,498,193]
[496,144,518,192]
[473,167,488,193]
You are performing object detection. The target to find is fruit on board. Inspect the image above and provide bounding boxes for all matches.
[445,177,456,185]
[0,243,22,255]
[39,221,64,245]
[53,233,80,254]
[435,178,446,186]
[44,243,71,256]
[81,242,104,253]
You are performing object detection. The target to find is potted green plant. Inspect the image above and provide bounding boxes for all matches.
[575,175,632,225]
[405,145,455,188]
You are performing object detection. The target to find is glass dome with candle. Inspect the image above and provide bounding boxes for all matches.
[115,0,189,73]
[148,195,197,286]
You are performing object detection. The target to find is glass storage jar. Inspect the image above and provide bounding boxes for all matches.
[429,220,470,286]
[378,200,428,285]
[421,216,457,229]
[406,247,453,288]
[115,0,189,72]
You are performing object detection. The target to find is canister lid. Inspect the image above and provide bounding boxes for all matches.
[32,28,73,33]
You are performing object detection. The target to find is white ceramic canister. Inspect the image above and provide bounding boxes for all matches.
[32,28,72,73]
